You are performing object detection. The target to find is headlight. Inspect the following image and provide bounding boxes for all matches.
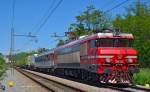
[106,58,111,63]
[128,59,133,63]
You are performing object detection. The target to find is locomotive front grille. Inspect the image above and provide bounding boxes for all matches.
[115,63,123,66]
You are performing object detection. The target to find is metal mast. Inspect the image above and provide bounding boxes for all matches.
[9,0,15,64]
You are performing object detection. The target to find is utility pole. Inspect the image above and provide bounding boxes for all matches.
[9,0,36,66]
[9,30,36,65]
[9,0,15,65]
[9,28,15,64]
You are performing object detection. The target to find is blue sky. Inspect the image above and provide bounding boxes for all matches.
[0,0,147,55]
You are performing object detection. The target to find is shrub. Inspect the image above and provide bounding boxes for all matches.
[0,56,7,77]
[133,69,150,85]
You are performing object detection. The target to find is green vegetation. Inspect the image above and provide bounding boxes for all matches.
[133,69,150,85]
[57,40,65,47]
[0,53,7,77]
[69,5,112,37]
[113,1,150,68]
[15,52,29,66]
[57,5,113,46]
[37,48,49,54]
[15,48,48,66]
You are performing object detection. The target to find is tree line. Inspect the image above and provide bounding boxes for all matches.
[113,1,150,67]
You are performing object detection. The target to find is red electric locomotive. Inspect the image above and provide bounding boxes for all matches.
[32,29,139,84]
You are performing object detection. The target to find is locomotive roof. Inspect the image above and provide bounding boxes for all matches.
[56,32,133,50]
[37,32,133,56]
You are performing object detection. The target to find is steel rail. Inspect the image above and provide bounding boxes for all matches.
[15,67,150,92]
[15,68,85,92]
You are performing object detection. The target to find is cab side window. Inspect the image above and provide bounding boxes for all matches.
[90,40,96,48]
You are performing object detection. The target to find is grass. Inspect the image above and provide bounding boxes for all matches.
[133,68,150,86]
[0,57,7,77]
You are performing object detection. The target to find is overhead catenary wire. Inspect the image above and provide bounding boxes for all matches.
[18,0,56,50]
[31,0,56,33]
[9,0,16,61]
[11,0,16,28]
[18,0,63,51]
[104,0,129,13]
[18,0,129,52]
[32,0,128,35]
[33,0,64,35]
[101,0,118,9]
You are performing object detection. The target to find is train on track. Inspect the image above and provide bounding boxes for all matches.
[25,29,139,85]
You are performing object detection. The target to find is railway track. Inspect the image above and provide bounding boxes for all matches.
[16,68,83,92]
[15,67,150,92]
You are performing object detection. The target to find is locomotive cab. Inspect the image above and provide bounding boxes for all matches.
[87,32,139,84]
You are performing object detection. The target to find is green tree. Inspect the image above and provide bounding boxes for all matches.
[15,51,38,66]
[113,1,150,67]
[0,53,3,57]
[69,5,112,37]
[57,40,65,47]
[0,53,7,76]
[37,48,49,54]
[15,52,29,66]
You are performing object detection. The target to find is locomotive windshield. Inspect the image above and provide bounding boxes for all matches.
[93,38,133,47]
